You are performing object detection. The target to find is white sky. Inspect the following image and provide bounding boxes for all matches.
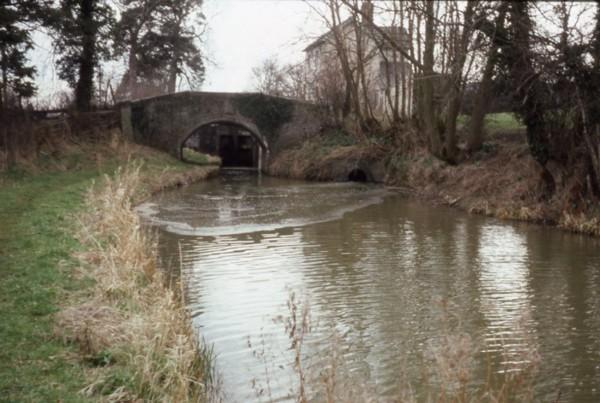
[202,0,324,92]
[30,0,327,104]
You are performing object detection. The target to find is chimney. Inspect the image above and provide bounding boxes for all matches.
[361,0,374,24]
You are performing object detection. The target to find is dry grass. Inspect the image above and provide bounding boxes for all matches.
[268,141,382,181]
[55,161,219,402]
[559,211,600,236]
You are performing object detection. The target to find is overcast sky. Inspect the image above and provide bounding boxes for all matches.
[29,0,597,104]
[202,0,325,92]
[31,0,327,104]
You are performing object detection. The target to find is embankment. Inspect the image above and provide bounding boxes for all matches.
[0,135,219,401]
[267,134,387,182]
[267,128,600,237]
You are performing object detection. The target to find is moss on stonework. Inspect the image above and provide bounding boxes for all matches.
[233,94,294,141]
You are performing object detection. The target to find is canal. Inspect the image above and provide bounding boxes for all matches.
[137,171,600,402]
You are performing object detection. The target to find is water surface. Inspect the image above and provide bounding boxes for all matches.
[138,171,600,402]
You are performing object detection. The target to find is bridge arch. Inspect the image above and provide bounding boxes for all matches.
[122,91,328,170]
[179,117,270,170]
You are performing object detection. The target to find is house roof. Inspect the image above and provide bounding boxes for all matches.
[303,19,408,52]
[303,18,353,52]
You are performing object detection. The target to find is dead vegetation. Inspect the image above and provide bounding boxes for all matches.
[1,110,220,399]
[55,161,220,401]
[271,125,600,237]
[405,138,547,220]
[405,134,600,236]
[268,140,383,181]
[559,212,600,237]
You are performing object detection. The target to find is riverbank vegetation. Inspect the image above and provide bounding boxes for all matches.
[0,135,218,401]
[58,161,217,401]
[268,127,383,181]
[269,113,600,237]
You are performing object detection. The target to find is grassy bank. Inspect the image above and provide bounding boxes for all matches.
[182,147,222,166]
[0,140,218,401]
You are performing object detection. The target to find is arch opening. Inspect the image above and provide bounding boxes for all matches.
[348,168,368,182]
[181,121,267,169]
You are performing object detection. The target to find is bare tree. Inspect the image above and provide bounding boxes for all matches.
[305,0,417,134]
[252,57,309,100]
[306,50,347,121]
[252,57,287,97]
[341,0,479,163]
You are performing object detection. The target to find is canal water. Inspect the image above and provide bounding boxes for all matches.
[137,171,600,402]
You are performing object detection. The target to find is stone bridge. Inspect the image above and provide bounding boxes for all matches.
[119,91,327,170]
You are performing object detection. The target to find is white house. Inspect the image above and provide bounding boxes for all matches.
[303,6,413,123]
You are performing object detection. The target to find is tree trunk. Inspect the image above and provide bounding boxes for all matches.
[510,1,546,164]
[442,0,475,162]
[416,12,422,67]
[1,48,8,109]
[467,54,494,152]
[2,111,16,169]
[127,33,139,99]
[588,1,600,192]
[167,58,178,93]
[354,20,374,124]
[422,0,440,156]
[508,1,554,195]
[75,0,96,112]
[328,1,363,129]
[407,5,416,118]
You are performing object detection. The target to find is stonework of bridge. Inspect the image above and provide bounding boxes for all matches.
[119,91,327,170]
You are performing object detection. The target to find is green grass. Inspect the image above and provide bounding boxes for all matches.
[484,112,524,131]
[181,147,221,165]
[0,167,104,402]
[458,112,525,132]
[0,145,206,402]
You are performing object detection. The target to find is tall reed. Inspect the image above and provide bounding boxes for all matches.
[56,161,219,402]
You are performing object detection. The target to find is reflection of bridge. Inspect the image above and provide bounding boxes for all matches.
[119,92,326,170]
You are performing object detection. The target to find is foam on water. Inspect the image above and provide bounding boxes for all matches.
[136,174,390,236]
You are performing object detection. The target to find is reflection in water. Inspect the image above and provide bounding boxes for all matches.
[478,224,537,372]
[145,172,600,402]
[181,232,307,400]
